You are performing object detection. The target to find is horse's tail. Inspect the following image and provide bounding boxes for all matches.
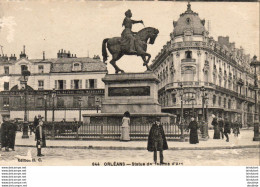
[102,38,109,63]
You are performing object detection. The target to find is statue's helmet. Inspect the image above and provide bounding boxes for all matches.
[125,9,132,17]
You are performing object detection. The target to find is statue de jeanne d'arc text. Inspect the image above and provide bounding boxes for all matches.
[102,9,159,74]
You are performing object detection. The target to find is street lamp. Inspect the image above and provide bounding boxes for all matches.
[51,88,57,138]
[44,93,48,122]
[179,83,184,141]
[96,97,100,113]
[77,97,83,139]
[200,86,209,139]
[250,55,260,141]
[21,70,31,139]
[190,95,195,117]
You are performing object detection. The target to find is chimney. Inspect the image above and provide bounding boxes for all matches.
[72,54,74,58]
[43,51,45,60]
[75,54,77,58]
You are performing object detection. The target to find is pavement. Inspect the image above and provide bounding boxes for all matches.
[14,128,260,150]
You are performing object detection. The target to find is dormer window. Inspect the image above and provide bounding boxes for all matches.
[186,18,191,25]
[185,51,192,59]
[72,62,82,71]
[38,65,44,74]
[21,65,28,74]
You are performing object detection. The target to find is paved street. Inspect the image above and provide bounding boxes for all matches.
[1,129,259,166]
[0,146,259,166]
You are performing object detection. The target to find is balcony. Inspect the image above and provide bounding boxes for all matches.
[181,58,196,63]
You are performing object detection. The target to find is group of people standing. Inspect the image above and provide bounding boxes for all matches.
[0,114,46,157]
[212,115,242,142]
[0,116,17,151]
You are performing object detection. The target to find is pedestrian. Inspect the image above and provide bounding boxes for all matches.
[147,117,168,165]
[35,115,46,156]
[120,111,130,141]
[34,115,39,129]
[1,116,10,151]
[224,118,231,142]
[8,119,17,151]
[233,120,240,137]
[211,115,220,139]
[218,117,224,139]
[187,117,199,144]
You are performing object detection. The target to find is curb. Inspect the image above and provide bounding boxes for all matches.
[15,144,260,151]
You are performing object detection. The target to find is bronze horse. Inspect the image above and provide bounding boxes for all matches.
[102,27,159,74]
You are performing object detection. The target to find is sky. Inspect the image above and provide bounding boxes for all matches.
[0,1,259,74]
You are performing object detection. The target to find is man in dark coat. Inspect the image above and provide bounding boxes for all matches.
[147,117,168,164]
[8,119,17,151]
[1,116,10,151]
[35,116,46,156]
[188,117,199,144]
[224,118,231,142]
[218,117,224,139]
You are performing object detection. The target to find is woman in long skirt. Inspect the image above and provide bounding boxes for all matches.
[212,115,220,139]
[120,111,130,141]
[188,117,199,144]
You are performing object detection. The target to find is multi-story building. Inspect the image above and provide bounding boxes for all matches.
[151,3,259,126]
[0,47,107,122]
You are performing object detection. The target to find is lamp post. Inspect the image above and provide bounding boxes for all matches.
[77,97,83,139]
[44,93,48,122]
[250,55,260,141]
[96,97,100,113]
[51,88,56,138]
[21,70,30,139]
[200,86,209,139]
[190,95,195,117]
[179,83,184,141]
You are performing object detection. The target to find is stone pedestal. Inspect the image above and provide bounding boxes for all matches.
[101,72,161,114]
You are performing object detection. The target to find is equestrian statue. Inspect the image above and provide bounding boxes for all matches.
[102,9,159,74]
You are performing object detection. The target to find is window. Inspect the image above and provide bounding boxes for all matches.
[218,97,222,106]
[55,80,66,90]
[71,80,82,89]
[3,97,9,107]
[86,79,97,89]
[72,63,81,71]
[88,96,95,107]
[213,74,216,84]
[57,97,65,108]
[36,98,44,108]
[38,80,44,90]
[38,65,44,74]
[185,51,192,59]
[182,67,194,82]
[4,66,9,75]
[183,93,196,105]
[224,98,226,108]
[4,82,9,91]
[73,97,80,108]
[204,71,209,83]
[172,94,176,105]
[219,77,222,87]
[21,65,28,74]
[213,95,216,105]
[228,99,231,109]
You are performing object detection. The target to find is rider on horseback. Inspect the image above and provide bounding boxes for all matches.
[121,9,143,53]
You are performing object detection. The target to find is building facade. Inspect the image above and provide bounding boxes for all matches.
[151,3,259,127]
[0,47,107,122]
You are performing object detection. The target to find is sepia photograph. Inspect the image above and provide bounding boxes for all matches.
[0,0,259,167]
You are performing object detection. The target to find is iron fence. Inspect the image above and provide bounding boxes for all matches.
[44,121,188,141]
